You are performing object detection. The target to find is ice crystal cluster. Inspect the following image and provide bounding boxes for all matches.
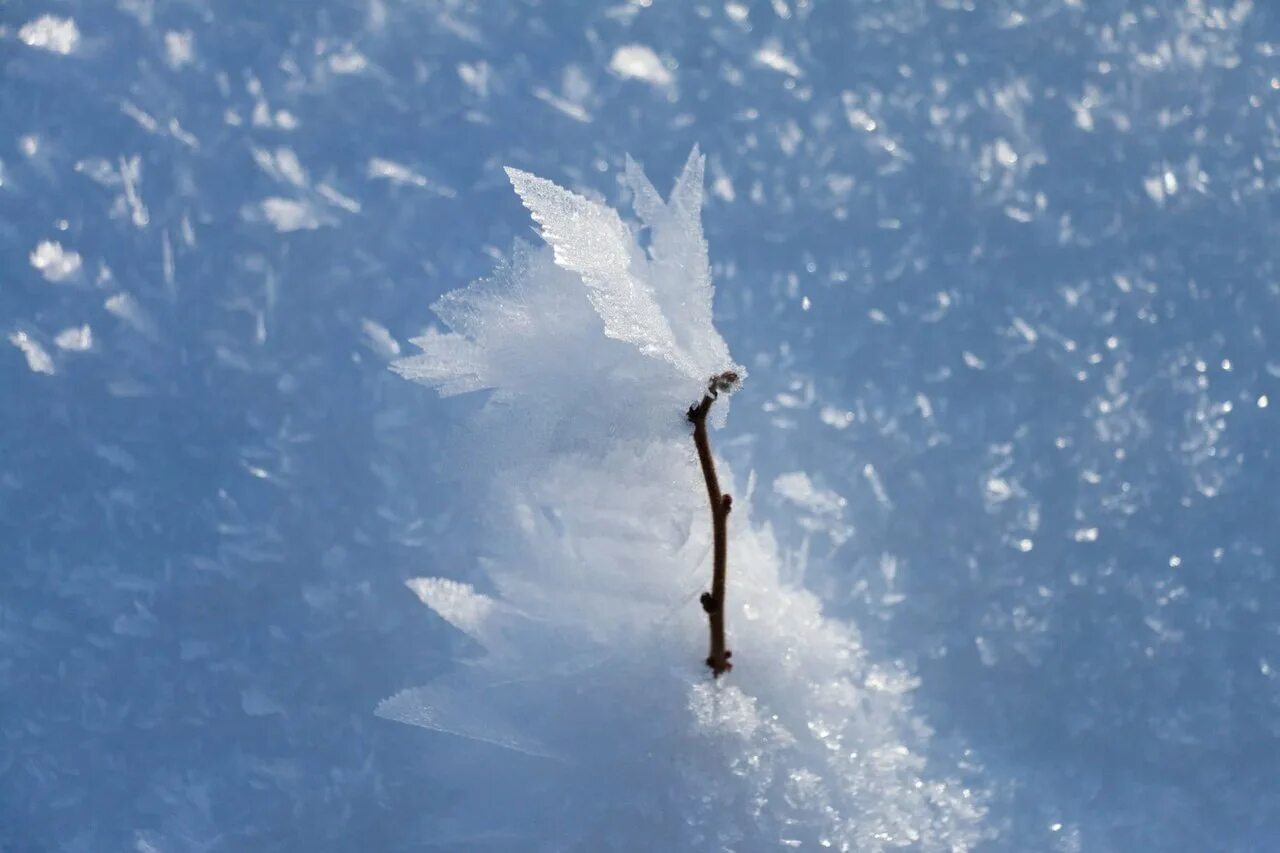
[383,150,986,849]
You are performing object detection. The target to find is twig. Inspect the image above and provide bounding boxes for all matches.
[688,372,739,677]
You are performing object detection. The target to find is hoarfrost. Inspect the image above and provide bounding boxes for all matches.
[359,319,400,359]
[504,167,682,367]
[30,241,83,283]
[774,471,853,546]
[774,471,845,516]
[256,198,329,232]
[396,150,744,445]
[755,43,803,77]
[367,157,456,196]
[404,578,496,642]
[19,16,81,55]
[104,293,158,339]
[163,31,194,68]
[54,325,93,352]
[8,332,55,375]
[385,154,987,849]
[609,45,673,86]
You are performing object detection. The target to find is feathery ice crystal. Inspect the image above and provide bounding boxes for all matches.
[382,149,988,850]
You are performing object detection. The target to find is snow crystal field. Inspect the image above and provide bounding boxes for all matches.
[3,1,1279,850]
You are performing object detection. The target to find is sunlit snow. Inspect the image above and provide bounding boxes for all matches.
[6,1,1280,850]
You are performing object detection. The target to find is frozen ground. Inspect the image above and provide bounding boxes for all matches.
[3,1,1280,850]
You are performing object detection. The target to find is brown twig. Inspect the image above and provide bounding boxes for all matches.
[688,372,739,677]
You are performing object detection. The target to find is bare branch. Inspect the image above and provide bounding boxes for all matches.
[687,371,739,677]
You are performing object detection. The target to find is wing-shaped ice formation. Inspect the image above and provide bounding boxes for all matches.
[375,682,557,759]
[624,147,732,383]
[388,328,488,396]
[504,166,687,371]
[393,153,742,420]
[404,577,497,642]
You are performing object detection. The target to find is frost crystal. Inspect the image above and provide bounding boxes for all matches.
[9,331,55,375]
[609,45,674,87]
[385,152,987,849]
[18,15,81,55]
[393,147,741,436]
[30,240,83,283]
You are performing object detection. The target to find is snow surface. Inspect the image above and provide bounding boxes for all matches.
[4,1,1280,850]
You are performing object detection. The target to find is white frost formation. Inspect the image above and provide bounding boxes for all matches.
[609,45,674,87]
[30,240,84,283]
[383,149,987,850]
[18,15,82,56]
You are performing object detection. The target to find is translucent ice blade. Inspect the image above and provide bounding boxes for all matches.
[405,577,496,643]
[375,682,557,759]
[624,148,737,383]
[505,166,685,372]
[390,328,490,396]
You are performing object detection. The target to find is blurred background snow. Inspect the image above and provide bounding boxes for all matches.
[3,0,1279,850]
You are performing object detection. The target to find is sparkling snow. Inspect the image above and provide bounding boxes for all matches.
[4,1,1279,850]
